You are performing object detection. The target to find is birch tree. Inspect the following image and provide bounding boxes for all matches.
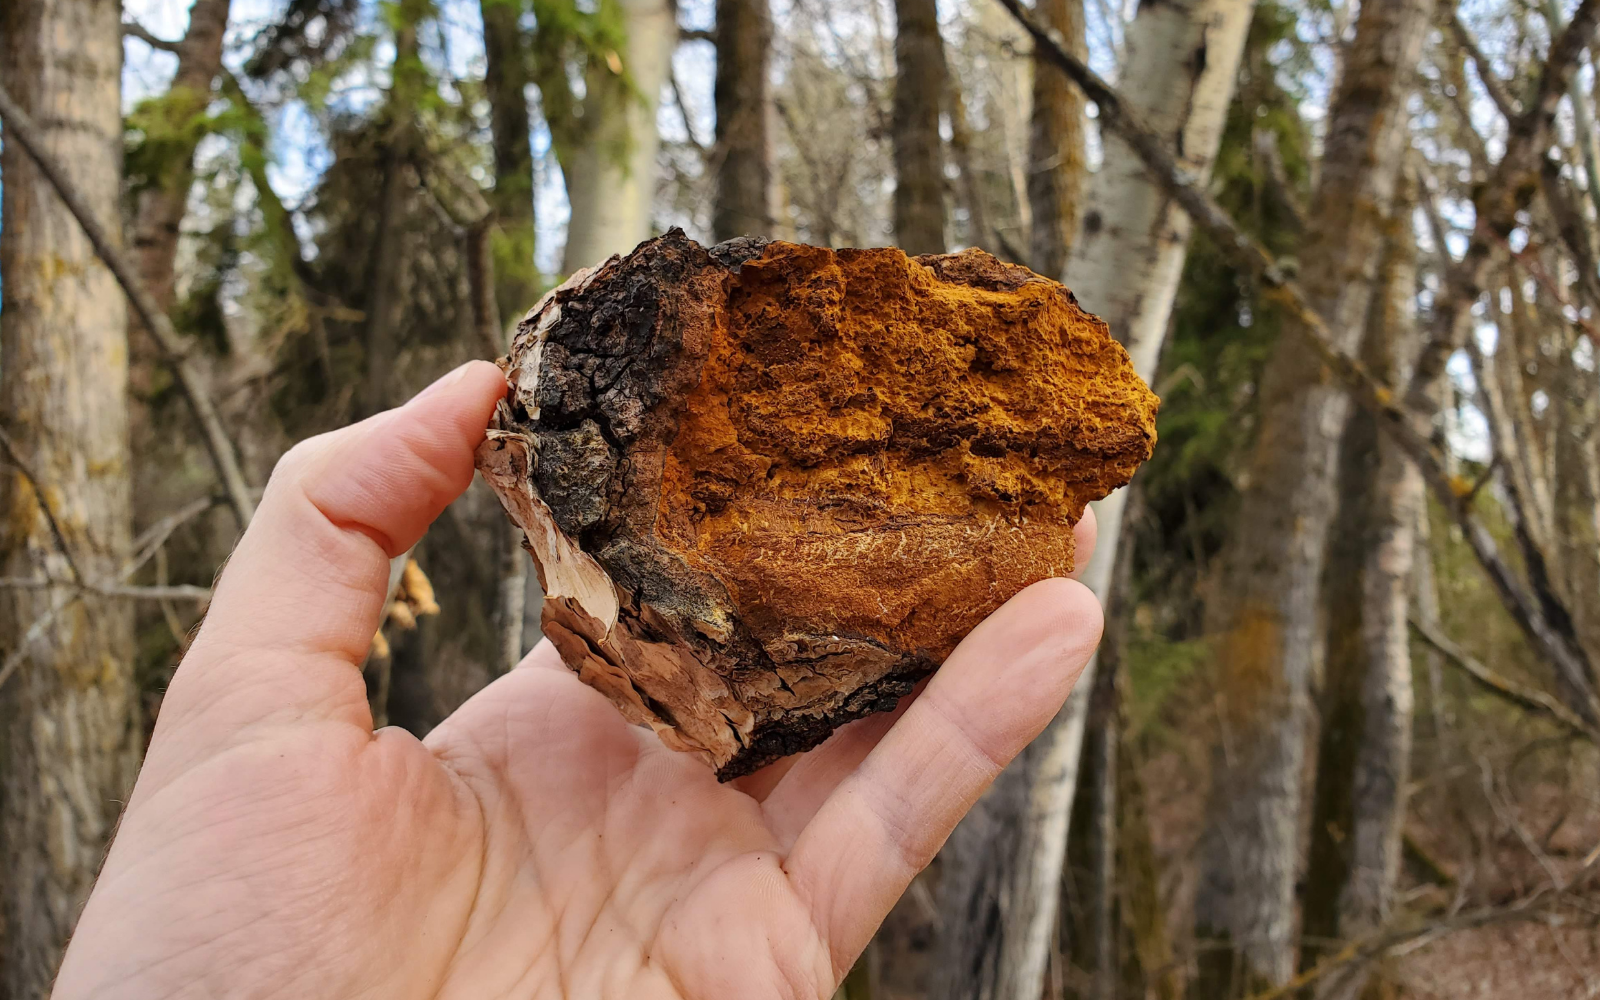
[1193,0,1434,987]
[559,0,677,272]
[0,0,140,992]
[1301,181,1423,1000]
[932,2,1255,996]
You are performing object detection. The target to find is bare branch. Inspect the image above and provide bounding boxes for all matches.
[1409,616,1597,741]
[0,80,256,528]
[1408,0,1600,413]
[1538,159,1600,309]
[0,578,212,602]
[669,70,710,155]
[1416,170,1460,274]
[122,19,182,53]
[419,160,493,228]
[0,425,84,586]
[0,577,210,691]
[1526,0,1600,136]
[0,489,248,692]
[0,593,78,691]
[1240,887,1574,1000]
[1448,14,1520,122]
[996,0,1600,730]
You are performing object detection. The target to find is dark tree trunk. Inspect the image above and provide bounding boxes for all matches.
[130,0,233,319]
[1193,0,1434,988]
[946,75,992,253]
[480,0,539,325]
[1027,0,1087,279]
[713,0,774,242]
[359,4,425,417]
[1061,536,1128,1000]
[1303,188,1420,1000]
[891,0,948,255]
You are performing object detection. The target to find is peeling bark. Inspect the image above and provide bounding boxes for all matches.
[477,232,1156,777]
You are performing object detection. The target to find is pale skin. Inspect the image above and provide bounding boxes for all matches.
[53,361,1103,1000]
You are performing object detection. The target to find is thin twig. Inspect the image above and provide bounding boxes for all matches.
[0,80,256,528]
[0,593,79,691]
[122,19,182,53]
[997,0,1600,733]
[1409,615,1596,740]
[0,490,245,691]
[0,425,84,586]
[1448,13,1521,121]
[0,578,212,602]
[155,547,194,652]
[669,70,710,155]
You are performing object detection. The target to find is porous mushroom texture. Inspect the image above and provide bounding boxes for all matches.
[476,230,1158,779]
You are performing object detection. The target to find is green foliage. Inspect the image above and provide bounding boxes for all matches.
[1122,628,1214,745]
[124,86,225,197]
[296,34,380,112]
[528,0,633,162]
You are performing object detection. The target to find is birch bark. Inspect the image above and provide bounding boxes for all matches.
[560,0,676,272]
[931,3,1254,997]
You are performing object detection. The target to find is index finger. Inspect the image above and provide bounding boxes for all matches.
[782,577,1102,978]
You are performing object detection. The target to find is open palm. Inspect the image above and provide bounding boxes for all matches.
[53,362,1101,1000]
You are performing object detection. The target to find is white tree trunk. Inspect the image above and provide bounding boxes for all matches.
[931,3,1254,997]
[560,0,676,273]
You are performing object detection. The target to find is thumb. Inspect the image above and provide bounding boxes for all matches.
[161,361,507,738]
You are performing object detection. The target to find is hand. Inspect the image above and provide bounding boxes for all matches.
[53,361,1103,1000]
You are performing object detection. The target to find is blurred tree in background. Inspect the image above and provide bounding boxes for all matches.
[3,0,1600,996]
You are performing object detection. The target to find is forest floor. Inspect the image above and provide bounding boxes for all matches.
[1140,714,1600,998]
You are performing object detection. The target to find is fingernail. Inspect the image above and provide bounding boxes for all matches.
[410,362,474,405]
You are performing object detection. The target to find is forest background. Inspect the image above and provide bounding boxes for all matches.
[3,0,1600,996]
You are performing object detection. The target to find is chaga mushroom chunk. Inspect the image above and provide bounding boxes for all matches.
[476,230,1158,780]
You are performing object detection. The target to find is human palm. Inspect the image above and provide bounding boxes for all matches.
[53,362,1101,1000]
